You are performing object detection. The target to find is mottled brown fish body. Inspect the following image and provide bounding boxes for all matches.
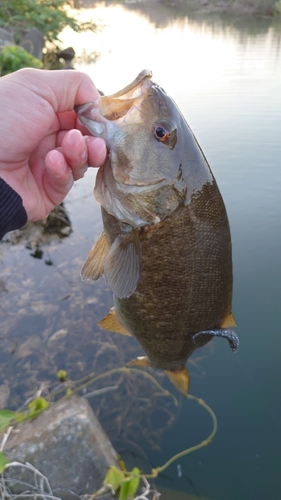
[102,180,233,372]
[76,70,238,395]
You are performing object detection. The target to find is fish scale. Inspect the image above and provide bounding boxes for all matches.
[114,188,232,368]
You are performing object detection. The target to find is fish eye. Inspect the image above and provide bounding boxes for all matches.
[154,125,170,142]
[153,120,177,149]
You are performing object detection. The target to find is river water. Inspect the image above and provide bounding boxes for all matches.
[1,2,281,499]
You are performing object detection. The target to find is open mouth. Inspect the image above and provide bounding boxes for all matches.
[99,69,153,121]
[75,70,154,138]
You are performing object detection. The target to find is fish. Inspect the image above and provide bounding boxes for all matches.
[75,69,239,396]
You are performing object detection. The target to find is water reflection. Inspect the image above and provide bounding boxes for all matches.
[122,0,281,35]
[0,226,180,454]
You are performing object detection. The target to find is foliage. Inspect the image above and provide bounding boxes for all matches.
[0,45,43,75]
[0,410,15,434]
[104,466,140,500]
[27,396,49,412]
[90,466,160,500]
[0,453,9,474]
[56,369,67,382]
[0,396,49,473]
[274,0,281,13]
[0,396,49,434]
[0,0,98,46]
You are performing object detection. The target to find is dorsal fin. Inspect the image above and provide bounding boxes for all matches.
[81,231,109,281]
[98,307,131,336]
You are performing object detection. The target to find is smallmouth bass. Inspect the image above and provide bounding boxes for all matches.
[76,70,239,395]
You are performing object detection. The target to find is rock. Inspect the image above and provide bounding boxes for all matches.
[0,28,15,49]
[57,46,76,62]
[42,203,72,237]
[19,27,44,60]
[4,395,118,497]
[0,383,10,408]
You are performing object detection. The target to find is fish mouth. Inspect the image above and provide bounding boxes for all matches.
[75,69,153,131]
[99,69,153,121]
[106,69,152,99]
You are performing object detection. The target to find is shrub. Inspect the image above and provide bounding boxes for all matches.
[0,45,43,75]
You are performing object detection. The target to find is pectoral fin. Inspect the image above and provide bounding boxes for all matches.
[164,367,190,396]
[98,307,131,336]
[81,231,109,280]
[220,312,237,328]
[127,356,151,367]
[104,230,142,299]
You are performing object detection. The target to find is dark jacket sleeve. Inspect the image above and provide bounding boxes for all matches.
[0,177,28,240]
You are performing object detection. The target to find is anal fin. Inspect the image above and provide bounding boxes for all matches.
[81,231,109,281]
[98,307,131,336]
[164,367,190,396]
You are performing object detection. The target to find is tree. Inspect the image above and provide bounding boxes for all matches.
[0,0,98,47]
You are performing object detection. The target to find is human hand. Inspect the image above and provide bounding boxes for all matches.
[0,68,107,222]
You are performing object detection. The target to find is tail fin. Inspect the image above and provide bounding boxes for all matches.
[164,367,190,396]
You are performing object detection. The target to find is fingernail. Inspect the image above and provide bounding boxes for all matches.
[65,129,83,147]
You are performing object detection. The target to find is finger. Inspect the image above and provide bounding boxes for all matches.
[57,131,68,147]
[57,111,76,130]
[61,130,88,180]
[86,136,107,167]
[57,111,91,134]
[18,68,100,112]
[44,149,74,205]
[56,119,93,147]
[62,131,107,180]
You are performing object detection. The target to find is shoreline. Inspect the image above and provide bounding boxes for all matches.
[110,0,281,17]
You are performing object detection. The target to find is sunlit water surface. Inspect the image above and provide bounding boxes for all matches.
[1,3,281,500]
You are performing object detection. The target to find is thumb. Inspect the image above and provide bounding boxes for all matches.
[14,68,100,113]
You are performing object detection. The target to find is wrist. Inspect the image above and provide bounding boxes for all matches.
[0,177,27,239]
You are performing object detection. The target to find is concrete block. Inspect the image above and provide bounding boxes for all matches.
[4,396,118,497]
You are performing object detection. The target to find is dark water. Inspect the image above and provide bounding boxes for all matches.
[1,2,281,500]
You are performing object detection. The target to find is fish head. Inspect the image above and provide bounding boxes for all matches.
[76,70,213,226]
